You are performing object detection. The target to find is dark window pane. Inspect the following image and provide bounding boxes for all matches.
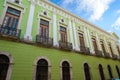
[7,7,21,16]
[0,54,9,80]
[84,63,91,80]
[36,59,48,80]
[116,65,120,78]
[107,65,113,79]
[62,61,70,80]
[99,64,105,80]
[40,19,49,26]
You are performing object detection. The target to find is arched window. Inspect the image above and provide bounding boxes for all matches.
[98,64,105,80]
[62,61,71,80]
[107,65,113,79]
[36,59,48,80]
[84,63,91,80]
[0,54,10,80]
[116,65,120,78]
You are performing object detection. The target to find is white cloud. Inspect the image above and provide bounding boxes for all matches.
[112,17,120,30]
[116,10,120,15]
[62,0,73,4]
[61,0,114,22]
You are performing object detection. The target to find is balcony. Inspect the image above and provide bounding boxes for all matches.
[59,41,72,51]
[112,54,118,60]
[0,25,21,40]
[95,50,103,57]
[36,35,53,47]
[80,46,90,55]
[104,52,110,58]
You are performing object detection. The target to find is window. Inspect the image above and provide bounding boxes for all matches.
[100,40,106,55]
[40,19,49,37]
[0,54,10,80]
[84,63,91,80]
[108,43,114,57]
[92,38,98,54]
[62,61,71,80]
[117,46,120,55]
[116,65,120,78]
[98,64,105,80]
[36,59,48,80]
[60,26,67,42]
[79,33,85,51]
[107,65,113,79]
[2,7,21,29]
[39,19,49,42]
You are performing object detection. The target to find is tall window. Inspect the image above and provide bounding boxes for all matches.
[116,65,120,78]
[100,40,106,55]
[40,19,49,37]
[107,65,113,79]
[62,61,71,80]
[0,54,10,80]
[84,63,91,80]
[117,46,120,56]
[2,7,21,29]
[36,59,48,80]
[98,64,105,80]
[92,38,98,54]
[79,33,85,51]
[108,43,114,57]
[60,26,67,42]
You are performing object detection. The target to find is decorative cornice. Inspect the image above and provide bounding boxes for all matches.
[40,0,112,36]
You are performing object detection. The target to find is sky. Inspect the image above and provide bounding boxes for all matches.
[50,0,120,42]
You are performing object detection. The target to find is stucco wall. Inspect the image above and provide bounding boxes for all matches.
[0,40,119,80]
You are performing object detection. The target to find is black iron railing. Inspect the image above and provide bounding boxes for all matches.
[80,46,90,54]
[104,52,110,58]
[36,35,53,47]
[0,25,21,39]
[112,54,118,59]
[59,41,72,50]
[95,50,103,57]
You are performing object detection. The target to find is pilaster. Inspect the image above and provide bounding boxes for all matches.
[69,19,74,49]
[24,0,35,41]
[53,10,58,47]
[73,21,79,51]
[87,28,94,54]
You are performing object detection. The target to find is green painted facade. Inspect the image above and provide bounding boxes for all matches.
[0,0,120,80]
[0,40,120,80]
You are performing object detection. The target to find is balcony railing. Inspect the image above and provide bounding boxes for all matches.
[112,54,118,60]
[36,35,53,47]
[0,25,21,39]
[80,46,90,54]
[95,50,103,57]
[59,41,72,51]
[104,52,110,58]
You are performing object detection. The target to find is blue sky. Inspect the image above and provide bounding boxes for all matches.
[50,0,120,42]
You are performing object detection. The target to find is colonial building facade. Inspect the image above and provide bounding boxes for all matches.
[0,0,120,80]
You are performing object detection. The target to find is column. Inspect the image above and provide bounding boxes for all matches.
[24,0,35,41]
[53,10,58,47]
[84,27,89,48]
[69,19,75,49]
[96,33,102,50]
[73,21,79,51]
[86,28,94,54]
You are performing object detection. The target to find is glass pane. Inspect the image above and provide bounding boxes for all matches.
[0,55,9,80]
